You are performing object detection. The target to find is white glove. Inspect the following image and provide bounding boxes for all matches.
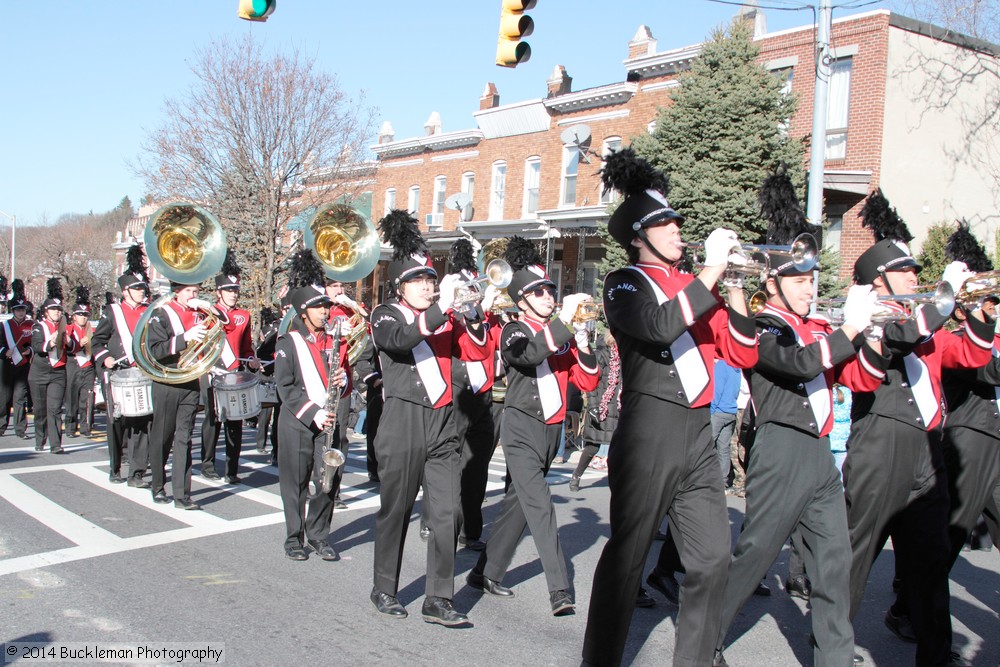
[942,261,975,294]
[183,324,208,343]
[703,228,740,267]
[573,326,591,349]
[437,273,463,311]
[187,298,213,312]
[842,285,876,331]
[333,294,360,311]
[313,408,331,430]
[865,324,884,341]
[480,285,501,312]
[559,294,588,324]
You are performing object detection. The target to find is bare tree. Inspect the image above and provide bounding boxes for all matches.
[894,0,999,42]
[134,34,377,322]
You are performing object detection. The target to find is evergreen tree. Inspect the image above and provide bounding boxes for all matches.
[917,221,954,284]
[631,19,802,244]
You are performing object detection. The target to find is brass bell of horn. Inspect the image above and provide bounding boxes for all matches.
[304,202,381,283]
[143,202,228,286]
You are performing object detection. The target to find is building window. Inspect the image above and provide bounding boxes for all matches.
[408,185,420,215]
[461,172,475,199]
[523,157,541,217]
[489,161,507,220]
[825,58,852,160]
[600,137,622,204]
[774,67,794,135]
[824,216,842,252]
[580,264,600,297]
[384,188,396,214]
[561,146,579,207]
[428,175,445,228]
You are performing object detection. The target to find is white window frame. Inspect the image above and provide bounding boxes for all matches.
[489,161,507,221]
[461,171,475,199]
[600,137,622,204]
[522,156,541,218]
[825,57,852,160]
[408,185,420,215]
[427,175,446,228]
[560,146,579,208]
[384,188,396,215]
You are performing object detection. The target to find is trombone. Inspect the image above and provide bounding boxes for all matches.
[680,232,819,277]
[816,282,956,325]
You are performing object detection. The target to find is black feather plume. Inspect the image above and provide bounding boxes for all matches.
[46,277,63,302]
[220,249,241,278]
[0,274,7,298]
[946,220,993,272]
[600,147,670,196]
[504,236,543,272]
[860,188,913,243]
[449,238,477,273]
[379,209,427,261]
[124,244,149,282]
[105,291,115,306]
[11,278,25,298]
[759,162,819,245]
[286,249,326,289]
[260,306,279,326]
[74,285,90,306]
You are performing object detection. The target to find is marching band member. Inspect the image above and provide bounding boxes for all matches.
[354,334,383,483]
[254,306,281,455]
[713,220,889,664]
[324,277,365,509]
[467,236,600,614]
[147,277,229,510]
[583,149,758,667]
[29,278,71,454]
[447,237,502,551]
[200,252,259,484]
[368,210,489,626]
[843,191,992,667]
[274,249,349,562]
[91,247,152,488]
[64,287,95,438]
[1,279,33,439]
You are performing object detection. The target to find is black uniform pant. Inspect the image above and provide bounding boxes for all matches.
[717,423,853,666]
[842,417,951,667]
[277,412,336,548]
[329,395,351,497]
[583,397,730,667]
[200,383,243,478]
[28,366,66,451]
[0,362,30,436]
[101,370,151,478]
[255,405,278,451]
[65,362,95,434]
[365,388,383,477]
[476,411,567,592]
[942,425,1000,567]
[373,398,460,599]
[149,382,199,500]
[455,388,496,542]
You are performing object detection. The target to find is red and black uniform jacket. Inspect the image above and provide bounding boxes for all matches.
[92,302,147,370]
[1,317,33,368]
[750,303,890,437]
[602,263,758,408]
[30,319,69,372]
[274,320,349,431]
[215,303,255,371]
[942,331,1000,439]
[369,300,489,409]
[146,299,230,389]
[66,322,94,370]
[453,311,500,398]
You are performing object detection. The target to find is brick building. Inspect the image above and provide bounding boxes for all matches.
[362,8,999,299]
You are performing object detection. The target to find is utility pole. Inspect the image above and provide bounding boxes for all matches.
[806,0,833,228]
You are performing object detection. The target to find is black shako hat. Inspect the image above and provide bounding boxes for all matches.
[215,249,242,290]
[504,236,555,304]
[379,209,436,289]
[41,277,65,311]
[601,147,683,248]
[8,278,27,311]
[286,249,332,313]
[119,244,150,290]
[853,189,919,285]
[759,162,821,278]
[72,285,91,316]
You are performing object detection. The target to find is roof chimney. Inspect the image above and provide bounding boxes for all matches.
[424,111,442,136]
[378,121,395,144]
[628,25,656,59]
[737,0,767,38]
[546,65,572,98]
[480,82,500,110]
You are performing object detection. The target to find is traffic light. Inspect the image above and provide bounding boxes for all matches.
[495,0,535,68]
[238,0,275,22]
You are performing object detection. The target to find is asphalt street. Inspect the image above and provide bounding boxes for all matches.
[1,414,998,666]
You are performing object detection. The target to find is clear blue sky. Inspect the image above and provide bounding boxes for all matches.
[0,0,893,226]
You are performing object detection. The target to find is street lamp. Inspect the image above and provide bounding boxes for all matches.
[0,209,15,284]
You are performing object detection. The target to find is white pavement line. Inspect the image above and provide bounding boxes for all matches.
[0,441,105,458]
[1,459,106,475]
[0,473,124,549]
[66,465,231,529]
[191,476,284,510]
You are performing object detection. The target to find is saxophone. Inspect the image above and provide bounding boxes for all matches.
[319,319,347,495]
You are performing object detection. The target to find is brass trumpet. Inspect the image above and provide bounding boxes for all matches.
[681,232,819,277]
[816,282,955,325]
[955,270,1000,306]
[572,301,604,323]
[433,259,513,308]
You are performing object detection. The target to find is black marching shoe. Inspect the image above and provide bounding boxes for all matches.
[127,477,151,489]
[224,475,241,485]
[458,535,487,551]
[421,597,469,627]
[466,570,514,597]
[174,498,201,511]
[785,574,811,600]
[550,589,575,616]
[201,468,221,480]
[884,608,917,643]
[108,472,125,484]
[370,587,407,618]
[34,443,44,451]
[307,539,339,561]
[635,587,656,608]
[51,447,65,454]
[334,497,348,510]
[713,649,728,667]
[646,569,680,605]
[947,651,970,666]
[284,544,308,561]
[810,634,865,664]
[152,490,170,504]
[569,475,581,492]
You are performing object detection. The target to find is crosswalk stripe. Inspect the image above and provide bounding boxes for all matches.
[0,474,124,548]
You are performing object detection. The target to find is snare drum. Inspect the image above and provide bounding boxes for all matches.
[93,377,106,412]
[257,379,279,408]
[110,368,154,418]
[212,371,261,421]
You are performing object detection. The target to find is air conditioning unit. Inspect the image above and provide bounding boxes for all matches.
[425,214,443,229]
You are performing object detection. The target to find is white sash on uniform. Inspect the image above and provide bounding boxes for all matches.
[903,352,938,426]
[288,331,328,408]
[391,304,447,405]
[110,304,136,364]
[3,321,22,365]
